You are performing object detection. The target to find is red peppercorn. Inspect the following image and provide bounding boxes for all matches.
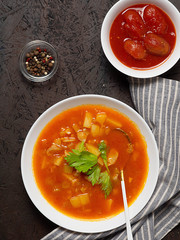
[50,56,53,60]
[26,58,30,62]
[42,59,46,63]
[38,49,41,53]
[44,49,47,52]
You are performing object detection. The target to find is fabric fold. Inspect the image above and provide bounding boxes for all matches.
[41,77,180,240]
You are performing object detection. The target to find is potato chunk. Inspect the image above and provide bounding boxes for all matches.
[77,131,88,142]
[79,193,90,205]
[106,199,113,211]
[106,118,122,128]
[54,156,64,166]
[72,123,80,132]
[47,144,62,156]
[91,124,100,137]
[107,148,119,166]
[98,156,104,166]
[83,112,93,128]
[70,196,82,208]
[96,112,107,125]
[70,193,90,208]
[86,143,100,157]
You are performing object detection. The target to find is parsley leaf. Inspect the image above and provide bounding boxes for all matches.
[65,151,98,173]
[72,141,85,155]
[78,141,86,152]
[99,171,112,198]
[99,140,109,173]
[65,141,113,198]
[87,165,101,186]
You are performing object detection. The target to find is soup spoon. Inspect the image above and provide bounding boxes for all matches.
[113,128,131,144]
[110,128,133,239]
[121,170,133,240]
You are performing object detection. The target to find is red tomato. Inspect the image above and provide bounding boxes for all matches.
[124,39,147,60]
[144,33,170,56]
[144,5,168,34]
[123,10,146,39]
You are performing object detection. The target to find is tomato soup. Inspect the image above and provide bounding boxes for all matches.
[33,105,149,220]
[110,4,176,69]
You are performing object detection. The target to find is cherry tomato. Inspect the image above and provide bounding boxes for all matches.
[123,10,146,39]
[124,39,147,60]
[144,5,168,34]
[144,33,170,56]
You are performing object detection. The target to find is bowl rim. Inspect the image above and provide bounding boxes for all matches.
[101,0,180,78]
[21,94,159,233]
[19,40,58,82]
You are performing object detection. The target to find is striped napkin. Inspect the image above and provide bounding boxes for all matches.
[41,77,180,240]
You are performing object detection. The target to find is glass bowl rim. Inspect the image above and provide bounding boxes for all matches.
[19,40,58,82]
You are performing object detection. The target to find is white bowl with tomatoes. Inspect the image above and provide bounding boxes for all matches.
[101,0,180,78]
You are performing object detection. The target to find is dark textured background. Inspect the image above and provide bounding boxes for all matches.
[0,0,179,239]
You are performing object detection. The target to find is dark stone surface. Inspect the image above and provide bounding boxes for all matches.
[0,0,179,239]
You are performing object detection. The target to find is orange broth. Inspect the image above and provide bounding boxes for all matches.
[33,105,149,220]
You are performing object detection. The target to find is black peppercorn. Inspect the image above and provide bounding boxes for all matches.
[25,47,55,77]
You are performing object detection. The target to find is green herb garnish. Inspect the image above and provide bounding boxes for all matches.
[99,171,112,198]
[65,141,112,198]
[65,146,97,173]
[99,140,109,173]
[87,165,101,186]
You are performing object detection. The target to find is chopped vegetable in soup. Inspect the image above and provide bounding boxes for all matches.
[33,105,149,220]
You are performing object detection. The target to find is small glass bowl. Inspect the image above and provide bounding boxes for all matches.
[19,40,58,82]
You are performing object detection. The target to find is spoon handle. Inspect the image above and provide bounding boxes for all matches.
[121,171,133,240]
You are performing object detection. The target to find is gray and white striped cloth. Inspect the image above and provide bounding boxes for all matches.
[41,77,180,240]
